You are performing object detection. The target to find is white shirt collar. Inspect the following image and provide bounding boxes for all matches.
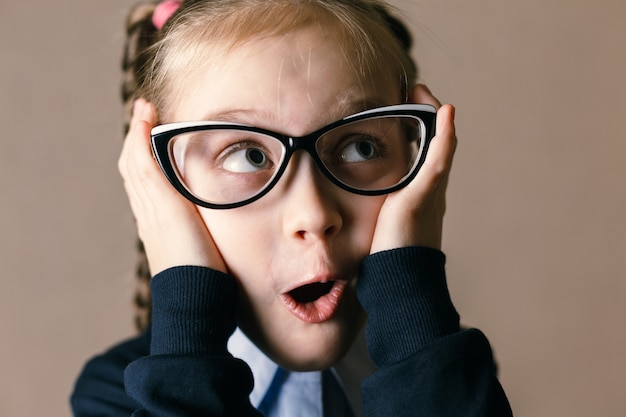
[228,328,323,416]
[228,327,374,416]
[228,328,280,407]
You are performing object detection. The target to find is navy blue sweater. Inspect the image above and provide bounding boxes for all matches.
[71,247,512,416]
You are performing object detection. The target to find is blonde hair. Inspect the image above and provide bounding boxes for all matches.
[122,0,418,330]
[127,0,416,120]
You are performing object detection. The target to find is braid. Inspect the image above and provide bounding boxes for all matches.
[122,2,160,133]
[132,240,152,331]
[373,3,417,100]
[121,2,161,332]
[375,4,412,51]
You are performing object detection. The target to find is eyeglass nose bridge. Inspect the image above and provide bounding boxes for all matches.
[285,132,322,152]
[280,132,333,181]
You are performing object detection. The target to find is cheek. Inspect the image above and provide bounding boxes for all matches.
[199,210,239,249]
[345,195,386,247]
[198,208,275,273]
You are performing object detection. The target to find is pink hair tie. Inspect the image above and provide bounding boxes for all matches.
[152,0,182,30]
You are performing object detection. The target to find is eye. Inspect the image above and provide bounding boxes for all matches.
[222,144,272,173]
[340,136,380,163]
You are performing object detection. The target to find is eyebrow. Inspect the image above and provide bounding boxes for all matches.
[200,108,277,125]
[330,97,392,120]
[199,97,392,127]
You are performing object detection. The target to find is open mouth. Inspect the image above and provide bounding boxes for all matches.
[281,280,346,323]
[289,281,335,303]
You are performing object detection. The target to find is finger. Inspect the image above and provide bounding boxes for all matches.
[411,84,442,109]
[129,99,158,165]
[119,100,160,181]
[409,84,455,184]
[118,99,165,230]
[419,103,457,189]
[136,98,159,126]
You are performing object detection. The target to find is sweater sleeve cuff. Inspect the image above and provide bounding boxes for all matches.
[357,247,460,367]
[149,266,237,356]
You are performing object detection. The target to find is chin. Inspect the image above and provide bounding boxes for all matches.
[270,330,356,372]
[240,301,366,372]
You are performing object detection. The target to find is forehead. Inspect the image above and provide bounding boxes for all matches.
[157,4,406,121]
[165,25,401,130]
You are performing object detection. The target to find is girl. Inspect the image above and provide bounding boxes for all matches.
[72,1,512,416]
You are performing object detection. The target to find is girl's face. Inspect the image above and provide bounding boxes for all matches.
[169,26,400,370]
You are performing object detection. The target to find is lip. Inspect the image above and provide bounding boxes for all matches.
[280,277,348,323]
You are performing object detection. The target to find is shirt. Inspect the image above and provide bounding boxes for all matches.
[228,328,363,417]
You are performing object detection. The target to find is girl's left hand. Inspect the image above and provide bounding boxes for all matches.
[370,84,457,253]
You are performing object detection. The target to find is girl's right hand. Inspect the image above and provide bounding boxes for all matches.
[118,99,227,276]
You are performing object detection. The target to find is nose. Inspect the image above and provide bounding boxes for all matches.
[279,152,343,243]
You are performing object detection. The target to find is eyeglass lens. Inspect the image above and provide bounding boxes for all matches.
[168,115,424,205]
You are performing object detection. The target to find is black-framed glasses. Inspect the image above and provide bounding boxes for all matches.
[151,104,436,209]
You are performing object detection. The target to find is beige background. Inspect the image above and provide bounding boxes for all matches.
[1,1,625,416]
